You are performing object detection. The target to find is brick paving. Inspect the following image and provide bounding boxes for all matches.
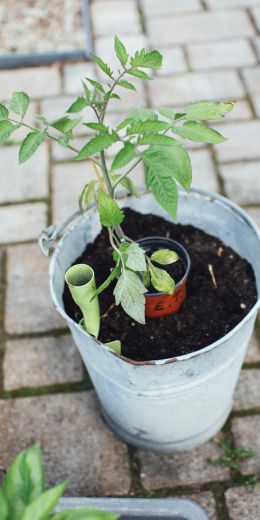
[1,1,260,518]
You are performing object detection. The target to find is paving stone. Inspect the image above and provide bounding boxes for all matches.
[148,71,244,107]
[141,0,201,17]
[3,335,84,390]
[95,34,147,78]
[91,0,140,36]
[139,440,229,488]
[0,66,61,100]
[232,415,260,475]
[219,160,260,204]
[242,66,260,117]
[253,36,260,60]
[147,10,254,47]
[52,162,96,222]
[5,243,64,334]
[180,492,217,520]
[63,62,96,95]
[245,332,260,363]
[225,486,260,520]
[0,392,130,496]
[215,122,260,162]
[187,39,256,70]
[246,207,260,230]
[190,149,219,193]
[0,203,47,244]
[0,144,48,203]
[156,47,187,76]
[233,369,260,411]
[206,0,260,6]
[251,6,260,32]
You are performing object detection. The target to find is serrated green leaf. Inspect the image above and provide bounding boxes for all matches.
[130,49,162,70]
[146,167,179,219]
[10,92,30,117]
[111,142,136,170]
[3,444,44,520]
[86,78,105,94]
[19,130,46,163]
[0,103,9,120]
[185,100,235,121]
[138,134,178,147]
[82,81,91,101]
[126,242,146,271]
[66,97,87,113]
[98,191,124,227]
[114,270,147,324]
[159,108,178,119]
[116,118,132,131]
[142,145,192,192]
[112,174,141,197]
[151,249,179,265]
[20,482,67,520]
[118,80,136,91]
[79,181,97,213]
[50,116,82,133]
[92,54,113,79]
[53,508,119,520]
[128,69,152,80]
[58,134,70,147]
[149,264,175,295]
[171,121,226,144]
[114,35,128,67]
[75,132,118,160]
[0,120,15,144]
[84,122,108,132]
[143,269,151,288]
[127,120,169,135]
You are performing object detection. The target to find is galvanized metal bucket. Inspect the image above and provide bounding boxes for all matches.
[49,190,260,452]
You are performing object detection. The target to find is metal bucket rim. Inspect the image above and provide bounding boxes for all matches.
[49,188,260,366]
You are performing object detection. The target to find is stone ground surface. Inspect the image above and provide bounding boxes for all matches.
[1,0,260,518]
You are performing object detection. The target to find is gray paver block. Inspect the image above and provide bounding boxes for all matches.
[232,415,260,475]
[0,66,61,100]
[3,335,84,390]
[215,121,260,162]
[219,160,260,204]
[5,243,64,334]
[225,485,260,520]
[0,392,130,496]
[0,203,47,244]
[233,369,260,411]
[91,1,140,36]
[139,439,229,488]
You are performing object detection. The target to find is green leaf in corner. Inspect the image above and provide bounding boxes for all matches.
[66,97,87,113]
[149,264,175,295]
[92,54,113,79]
[0,120,15,144]
[171,121,226,144]
[98,190,124,227]
[3,444,44,520]
[185,100,235,121]
[114,35,128,67]
[114,270,147,324]
[118,80,136,91]
[111,142,136,170]
[19,130,46,163]
[10,92,30,117]
[0,488,9,520]
[142,145,192,192]
[20,482,67,520]
[0,103,9,120]
[75,132,118,160]
[126,242,146,272]
[151,249,179,265]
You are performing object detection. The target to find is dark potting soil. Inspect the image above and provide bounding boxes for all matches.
[63,209,257,361]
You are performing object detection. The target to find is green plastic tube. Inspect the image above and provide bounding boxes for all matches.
[65,263,100,338]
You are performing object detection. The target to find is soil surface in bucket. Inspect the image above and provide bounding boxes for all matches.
[63,209,257,361]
